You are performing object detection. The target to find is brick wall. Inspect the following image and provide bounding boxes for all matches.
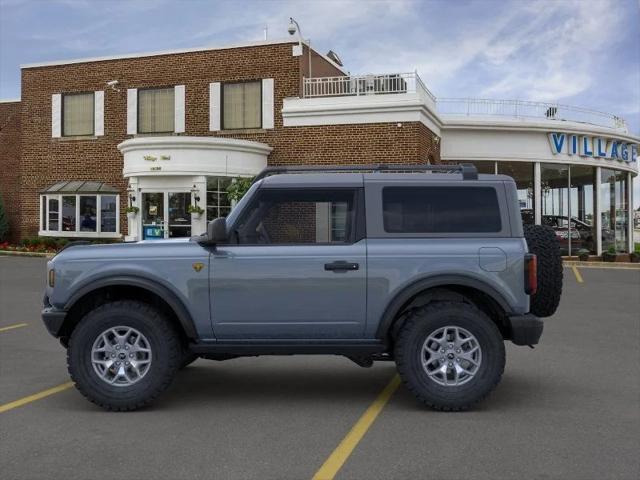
[17,41,440,240]
[0,101,21,242]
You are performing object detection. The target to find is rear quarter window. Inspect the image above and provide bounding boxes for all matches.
[382,186,502,233]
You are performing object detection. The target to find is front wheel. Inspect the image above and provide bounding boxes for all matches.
[67,300,182,411]
[394,301,505,411]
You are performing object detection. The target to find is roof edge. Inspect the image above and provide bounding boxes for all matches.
[0,98,21,103]
[20,38,299,69]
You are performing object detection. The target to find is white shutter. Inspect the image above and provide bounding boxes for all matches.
[262,78,274,129]
[174,85,185,133]
[51,94,61,138]
[127,88,137,134]
[209,82,221,131]
[94,90,104,136]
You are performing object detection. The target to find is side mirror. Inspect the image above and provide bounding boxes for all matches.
[207,217,227,244]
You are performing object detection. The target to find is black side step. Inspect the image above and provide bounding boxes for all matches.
[189,340,387,356]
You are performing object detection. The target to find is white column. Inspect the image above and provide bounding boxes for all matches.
[628,171,633,253]
[191,175,207,236]
[125,177,140,242]
[595,167,602,256]
[534,162,541,225]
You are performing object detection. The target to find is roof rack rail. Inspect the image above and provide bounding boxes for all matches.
[253,163,478,183]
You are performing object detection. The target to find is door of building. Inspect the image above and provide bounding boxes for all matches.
[141,192,192,239]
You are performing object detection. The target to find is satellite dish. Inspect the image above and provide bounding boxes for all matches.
[326,50,343,67]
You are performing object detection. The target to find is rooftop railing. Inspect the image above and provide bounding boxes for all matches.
[436,98,627,131]
[303,72,436,102]
[301,73,627,131]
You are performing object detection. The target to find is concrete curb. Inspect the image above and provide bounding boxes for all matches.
[0,250,55,259]
[563,260,640,270]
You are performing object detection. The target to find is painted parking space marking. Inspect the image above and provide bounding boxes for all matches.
[0,382,74,414]
[0,322,28,333]
[571,266,584,283]
[312,374,401,480]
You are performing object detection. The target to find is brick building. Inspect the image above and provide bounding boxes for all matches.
[0,39,439,243]
[0,37,637,253]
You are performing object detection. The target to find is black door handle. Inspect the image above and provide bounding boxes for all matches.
[324,261,359,272]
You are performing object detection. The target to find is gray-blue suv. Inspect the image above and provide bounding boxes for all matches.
[42,164,562,411]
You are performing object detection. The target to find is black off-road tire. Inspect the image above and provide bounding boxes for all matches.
[67,300,182,411]
[395,301,505,411]
[524,224,563,318]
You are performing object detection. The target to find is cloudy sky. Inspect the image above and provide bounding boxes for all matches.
[1,0,639,202]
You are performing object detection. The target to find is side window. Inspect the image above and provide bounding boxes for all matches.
[382,186,502,233]
[234,189,357,245]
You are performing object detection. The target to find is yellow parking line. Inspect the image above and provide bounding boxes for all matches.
[0,382,74,414]
[572,265,584,283]
[312,374,401,480]
[0,323,28,333]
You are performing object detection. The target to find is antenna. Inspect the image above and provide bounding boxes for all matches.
[263,25,268,40]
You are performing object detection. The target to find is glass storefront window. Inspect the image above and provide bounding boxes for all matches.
[79,196,97,232]
[498,162,535,225]
[40,193,118,236]
[569,166,596,254]
[601,169,629,253]
[207,177,233,221]
[48,197,59,231]
[100,195,117,233]
[541,163,570,255]
[62,196,76,232]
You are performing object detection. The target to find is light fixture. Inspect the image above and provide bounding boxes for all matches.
[191,185,200,203]
[288,17,312,81]
[127,186,136,204]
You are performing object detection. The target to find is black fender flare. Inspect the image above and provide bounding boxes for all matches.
[64,275,198,339]
[375,274,512,339]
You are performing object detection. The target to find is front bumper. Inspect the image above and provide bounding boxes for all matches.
[42,306,67,337]
[509,314,543,346]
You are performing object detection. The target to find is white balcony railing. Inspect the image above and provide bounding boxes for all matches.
[436,98,627,131]
[303,72,436,102]
[302,74,627,131]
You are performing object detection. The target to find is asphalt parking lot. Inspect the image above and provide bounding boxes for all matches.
[1,256,639,480]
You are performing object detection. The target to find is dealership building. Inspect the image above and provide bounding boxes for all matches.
[0,38,637,255]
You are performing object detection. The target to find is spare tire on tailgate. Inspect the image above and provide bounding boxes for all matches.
[524,224,562,317]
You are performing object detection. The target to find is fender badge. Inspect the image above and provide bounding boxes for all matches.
[192,262,204,272]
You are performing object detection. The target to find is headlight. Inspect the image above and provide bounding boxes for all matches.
[48,269,55,288]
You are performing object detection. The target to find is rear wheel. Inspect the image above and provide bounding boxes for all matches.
[394,301,505,411]
[67,300,181,411]
[524,224,563,317]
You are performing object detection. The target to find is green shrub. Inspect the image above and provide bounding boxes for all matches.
[227,177,254,203]
[0,194,9,242]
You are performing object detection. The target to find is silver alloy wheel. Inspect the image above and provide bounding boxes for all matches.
[421,326,482,386]
[91,326,152,387]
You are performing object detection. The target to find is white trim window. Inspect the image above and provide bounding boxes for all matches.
[138,87,175,134]
[39,182,120,238]
[128,85,185,134]
[52,91,104,138]
[222,81,262,130]
[206,176,233,221]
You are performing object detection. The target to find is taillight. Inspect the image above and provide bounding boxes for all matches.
[524,254,537,295]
